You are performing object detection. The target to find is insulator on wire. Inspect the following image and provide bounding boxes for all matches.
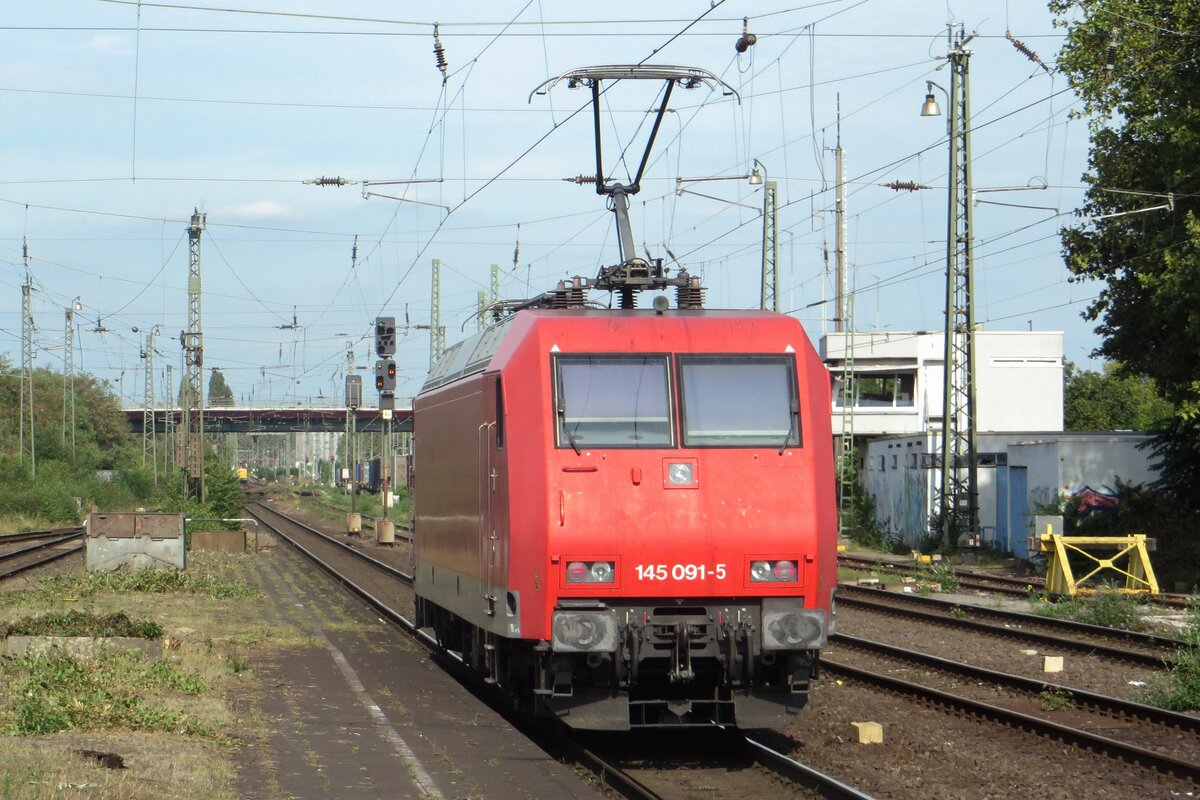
[306,176,349,187]
[512,224,520,268]
[564,175,598,185]
[1104,27,1121,75]
[735,16,757,53]
[1005,30,1051,74]
[433,23,448,84]
[882,180,930,192]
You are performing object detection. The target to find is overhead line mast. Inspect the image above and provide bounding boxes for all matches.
[183,208,207,503]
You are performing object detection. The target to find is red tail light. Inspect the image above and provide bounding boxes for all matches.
[772,560,798,582]
[566,561,588,583]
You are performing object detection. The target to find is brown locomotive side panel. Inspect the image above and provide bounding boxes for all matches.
[413,376,487,580]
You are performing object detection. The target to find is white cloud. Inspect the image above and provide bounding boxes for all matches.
[219,201,297,221]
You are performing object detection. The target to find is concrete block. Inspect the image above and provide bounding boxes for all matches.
[851,721,883,744]
[3,635,161,661]
[856,578,880,586]
[346,512,362,534]
[1043,655,1064,673]
[1020,649,1038,656]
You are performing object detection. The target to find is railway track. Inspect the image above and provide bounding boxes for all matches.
[836,583,1179,668]
[0,528,85,580]
[245,500,867,800]
[823,644,1200,784]
[838,553,1194,609]
[827,633,1200,777]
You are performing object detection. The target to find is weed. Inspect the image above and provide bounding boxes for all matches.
[928,563,959,593]
[227,654,251,675]
[949,606,969,620]
[1139,600,1200,711]
[0,652,212,736]
[1028,590,1147,632]
[3,609,162,638]
[1040,688,1075,711]
[0,566,258,607]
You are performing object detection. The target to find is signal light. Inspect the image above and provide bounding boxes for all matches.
[374,316,396,357]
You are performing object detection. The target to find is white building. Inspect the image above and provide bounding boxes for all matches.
[820,330,1064,437]
[861,431,1157,556]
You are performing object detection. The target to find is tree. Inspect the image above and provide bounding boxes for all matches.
[1053,0,1200,502]
[208,369,235,407]
[1064,361,1174,431]
[1053,0,1200,404]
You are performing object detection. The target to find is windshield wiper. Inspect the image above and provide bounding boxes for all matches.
[778,398,799,455]
[557,397,582,455]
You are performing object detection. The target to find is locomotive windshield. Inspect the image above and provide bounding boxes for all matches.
[554,355,673,448]
[678,355,801,447]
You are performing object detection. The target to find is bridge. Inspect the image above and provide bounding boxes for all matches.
[123,404,413,434]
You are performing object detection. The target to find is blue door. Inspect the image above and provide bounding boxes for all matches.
[1008,466,1029,558]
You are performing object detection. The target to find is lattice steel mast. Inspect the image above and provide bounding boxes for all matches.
[935,27,979,547]
[20,240,35,475]
[182,209,206,502]
[760,174,778,312]
[141,328,157,481]
[430,258,445,368]
[63,298,79,460]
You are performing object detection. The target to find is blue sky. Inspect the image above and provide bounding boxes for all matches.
[0,1,1096,407]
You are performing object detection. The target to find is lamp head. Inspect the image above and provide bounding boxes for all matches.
[749,158,765,185]
[920,82,942,117]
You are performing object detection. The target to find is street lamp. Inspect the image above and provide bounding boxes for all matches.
[674,161,778,311]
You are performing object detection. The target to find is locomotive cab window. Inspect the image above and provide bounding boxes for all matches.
[678,355,801,448]
[553,355,674,448]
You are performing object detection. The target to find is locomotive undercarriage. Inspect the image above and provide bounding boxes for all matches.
[417,596,822,730]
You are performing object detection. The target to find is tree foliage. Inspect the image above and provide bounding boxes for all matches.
[1063,361,1174,431]
[1053,0,1200,506]
[1053,0,1200,404]
[207,369,234,407]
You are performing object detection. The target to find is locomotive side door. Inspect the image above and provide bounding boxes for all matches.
[479,372,508,617]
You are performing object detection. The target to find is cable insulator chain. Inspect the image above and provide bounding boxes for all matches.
[433,23,448,84]
[882,180,931,192]
[1005,30,1052,75]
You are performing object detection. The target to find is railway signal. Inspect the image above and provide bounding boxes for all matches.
[375,316,396,357]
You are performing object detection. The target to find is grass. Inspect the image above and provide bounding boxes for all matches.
[0,550,314,800]
[0,652,214,737]
[1139,600,1200,711]
[1039,688,1075,712]
[0,734,239,800]
[1026,588,1149,632]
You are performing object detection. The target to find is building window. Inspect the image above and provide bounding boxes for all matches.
[833,373,916,408]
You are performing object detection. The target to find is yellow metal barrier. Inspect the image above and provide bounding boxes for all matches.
[1032,526,1159,597]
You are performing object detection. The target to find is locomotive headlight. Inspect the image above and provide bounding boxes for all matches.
[667,462,693,485]
[589,561,614,583]
[761,600,826,651]
[750,559,799,582]
[552,610,619,652]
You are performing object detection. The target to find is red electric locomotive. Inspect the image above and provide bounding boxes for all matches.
[411,65,837,730]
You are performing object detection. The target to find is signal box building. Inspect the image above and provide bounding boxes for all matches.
[819,330,1064,436]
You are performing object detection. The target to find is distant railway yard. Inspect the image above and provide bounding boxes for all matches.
[0,485,1194,800]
